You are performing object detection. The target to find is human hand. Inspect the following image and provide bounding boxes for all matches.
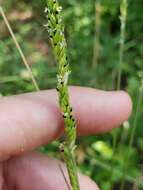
[0,87,132,190]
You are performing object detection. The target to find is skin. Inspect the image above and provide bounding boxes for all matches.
[0,87,132,190]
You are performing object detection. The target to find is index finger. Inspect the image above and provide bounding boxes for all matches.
[0,87,132,161]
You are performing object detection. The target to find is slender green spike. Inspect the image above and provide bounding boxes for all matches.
[45,1,80,190]
[117,0,127,90]
[110,1,128,189]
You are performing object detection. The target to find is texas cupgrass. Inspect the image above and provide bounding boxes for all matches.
[2,1,141,190]
[45,0,80,189]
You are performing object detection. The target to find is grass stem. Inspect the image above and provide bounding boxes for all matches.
[92,0,102,70]
[117,0,127,90]
[120,79,143,190]
[45,1,80,189]
[0,6,39,91]
[113,0,127,153]
[111,1,128,189]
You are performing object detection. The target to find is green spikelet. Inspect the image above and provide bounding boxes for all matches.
[45,0,80,189]
[117,0,127,90]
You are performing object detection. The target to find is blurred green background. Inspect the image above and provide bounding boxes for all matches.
[0,0,143,189]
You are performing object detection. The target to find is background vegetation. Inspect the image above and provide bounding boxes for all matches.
[0,0,143,189]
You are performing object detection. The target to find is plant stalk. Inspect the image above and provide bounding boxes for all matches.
[92,0,102,70]
[113,0,127,155]
[120,79,143,190]
[45,1,80,189]
[111,1,127,189]
[0,6,39,91]
[117,0,127,90]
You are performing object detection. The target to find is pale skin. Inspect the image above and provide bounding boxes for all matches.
[0,87,132,190]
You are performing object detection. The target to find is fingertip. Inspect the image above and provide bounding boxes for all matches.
[73,88,133,134]
[108,90,132,130]
[98,90,132,133]
[117,90,132,119]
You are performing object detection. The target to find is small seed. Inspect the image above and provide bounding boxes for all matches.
[56,87,59,91]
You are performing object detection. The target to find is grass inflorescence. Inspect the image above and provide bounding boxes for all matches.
[45,0,80,189]
[110,1,128,189]
[117,0,127,90]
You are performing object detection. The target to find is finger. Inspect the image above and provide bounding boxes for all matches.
[3,152,100,190]
[0,87,132,160]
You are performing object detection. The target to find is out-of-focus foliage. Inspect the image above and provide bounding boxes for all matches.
[0,0,143,189]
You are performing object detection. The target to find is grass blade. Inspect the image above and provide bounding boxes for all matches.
[0,6,39,91]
